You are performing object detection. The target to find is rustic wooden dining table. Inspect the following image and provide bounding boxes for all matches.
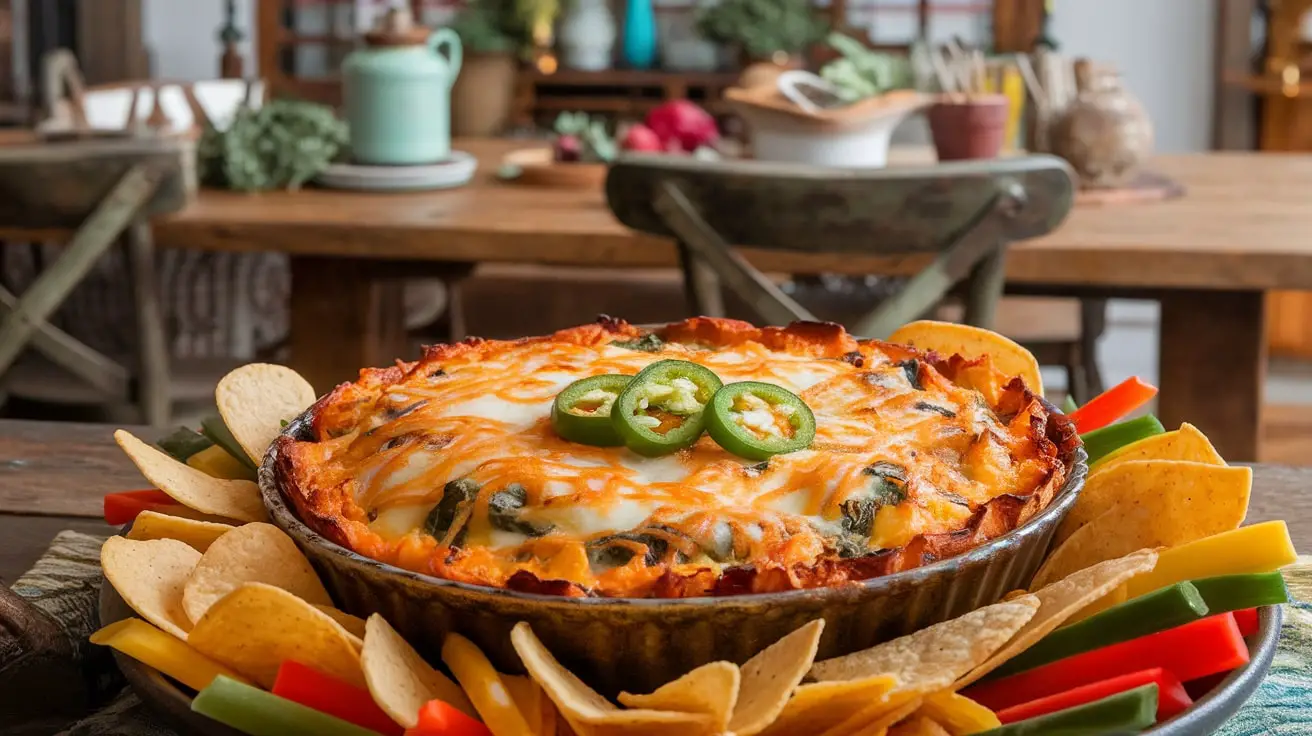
[138,140,1312,463]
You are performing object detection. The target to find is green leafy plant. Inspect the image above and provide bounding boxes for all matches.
[553,112,617,163]
[819,32,914,101]
[197,100,347,192]
[447,2,516,54]
[696,0,827,61]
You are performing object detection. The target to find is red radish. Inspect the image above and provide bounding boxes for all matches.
[553,134,582,162]
[619,123,664,152]
[644,100,719,153]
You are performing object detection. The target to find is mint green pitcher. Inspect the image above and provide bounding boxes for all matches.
[343,8,463,165]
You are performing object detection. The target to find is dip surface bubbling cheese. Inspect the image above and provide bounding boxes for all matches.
[279,318,1071,598]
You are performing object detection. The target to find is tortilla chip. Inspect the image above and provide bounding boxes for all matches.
[728,619,825,736]
[510,622,714,736]
[181,522,332,624]
[101,536,200,639]
[314,605,367,640]
[809,598,1039,690]
[1054,461,1250,545]
[216,363,317,464]
[187,582,362,689]
[886,320,1043,396]
[823,694,924,736]
[1032,466,1252,589]
[115,430,267,523]
[505,675,545,735]
[1065,583,1130,626]
[362,614,475,727]
[757,675,898,736]
[888,716,952,736]
[619,661,740,731]
[955,549,1158,687]
[1092,422,1224,471]
[916,692,1000,735]
[125,510,234,551]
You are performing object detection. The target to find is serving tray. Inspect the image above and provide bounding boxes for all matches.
[98,529,1285,735]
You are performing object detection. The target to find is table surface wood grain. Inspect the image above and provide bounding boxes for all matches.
[148,141,1312,292]
[0,418,1305,583]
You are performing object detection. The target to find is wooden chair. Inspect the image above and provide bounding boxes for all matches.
[0,136,195,427]
[605,155,1076,338]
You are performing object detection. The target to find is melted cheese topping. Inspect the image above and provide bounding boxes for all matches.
[288,320,1062,598]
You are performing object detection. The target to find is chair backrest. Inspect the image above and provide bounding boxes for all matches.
[605,154,1076,256]
[0,137,196,231]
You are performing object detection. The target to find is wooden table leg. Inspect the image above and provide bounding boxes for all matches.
[289,256,408,395]
[1158,289,1266,462]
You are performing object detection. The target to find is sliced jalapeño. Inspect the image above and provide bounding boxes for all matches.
[550,374,633,447]
[705,381,816,460]
[612,360,723,456]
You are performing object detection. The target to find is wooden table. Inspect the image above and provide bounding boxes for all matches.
[144,143,1312,461]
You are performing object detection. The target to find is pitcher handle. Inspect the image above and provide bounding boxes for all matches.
[429,28,463,88]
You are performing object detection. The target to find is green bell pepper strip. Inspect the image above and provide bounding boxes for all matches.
[1060,395,1079,414]
[550,374,633,447]
[1190,572,1289,616]
[704,382,816,461]
[201,415,258,470]
[1081,413,1165,466]
[156,426,215,463]
[976,684,1159,736]
[192,675,381,736]
[988,581,1209,679]
[611,360,723,456]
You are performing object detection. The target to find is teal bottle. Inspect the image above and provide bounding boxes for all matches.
[621,0,658,69]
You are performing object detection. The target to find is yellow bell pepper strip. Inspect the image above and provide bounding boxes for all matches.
[979,684,1159,735]
[193,675,381,736]
[103,490,179,525]
[441,633,533,736]
[1082,414,1164,466]
[1067,377,1158,434]
[989,582,1209,680]
[273,660,403,736]
[919,691,1001,734]
[90,618,248,691]
[405,699,493,736]
[964,614,1246,713]
[188,443,259,480]
[1124,520,1297,598]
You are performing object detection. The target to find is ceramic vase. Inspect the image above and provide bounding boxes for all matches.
[1049,61,1154,188]
[621,0,658,69]
[559,0,617,71]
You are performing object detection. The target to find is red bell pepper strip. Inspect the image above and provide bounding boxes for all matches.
[1232,607,1260,637]
[995,667,1191,724]
[963,613,1248,713]
[273,660,403,736]
[404,699,492,736]
[103,490,178,525]
[1068,376,1158,434]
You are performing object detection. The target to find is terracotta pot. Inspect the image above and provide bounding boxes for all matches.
[1048,62,1154,189]
[736,53,802,90]
[927,94,1009,161]
[451,52,517,137]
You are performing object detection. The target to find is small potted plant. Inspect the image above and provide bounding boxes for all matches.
[696,0,827,69]
[448,1,518,137]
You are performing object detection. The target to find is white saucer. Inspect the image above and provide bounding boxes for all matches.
[315,150,478,191]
